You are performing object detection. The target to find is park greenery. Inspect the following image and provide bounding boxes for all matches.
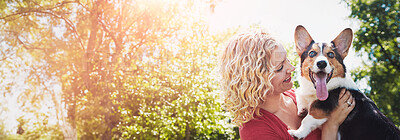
[344,0,400,126]
[0,0,398,139]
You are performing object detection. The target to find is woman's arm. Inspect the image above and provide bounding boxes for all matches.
[321,88,355,140]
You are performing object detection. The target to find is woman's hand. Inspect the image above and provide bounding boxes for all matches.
[321,88,355,140]
[327,88,355,126]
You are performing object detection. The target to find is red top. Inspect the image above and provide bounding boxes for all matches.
[239,89,321,140]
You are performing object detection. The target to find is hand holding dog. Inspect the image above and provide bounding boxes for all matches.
[321,88,355,140]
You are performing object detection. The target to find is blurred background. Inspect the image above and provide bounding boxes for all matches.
[0,0,399,139]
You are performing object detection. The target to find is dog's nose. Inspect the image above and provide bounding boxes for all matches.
[317,61,327,69]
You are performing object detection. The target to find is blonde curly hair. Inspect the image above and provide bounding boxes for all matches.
[219,30,279,126]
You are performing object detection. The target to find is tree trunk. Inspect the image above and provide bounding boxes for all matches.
[61,123,77,140]
[52,84,77,140]
[84,0,101,93]
[185,121,190,140]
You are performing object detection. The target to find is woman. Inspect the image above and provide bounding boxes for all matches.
[219,30,355,140]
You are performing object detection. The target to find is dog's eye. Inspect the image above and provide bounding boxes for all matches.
[327,52,335,58]
[309,51,317,57]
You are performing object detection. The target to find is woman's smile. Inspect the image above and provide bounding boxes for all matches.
[283,76,291,83]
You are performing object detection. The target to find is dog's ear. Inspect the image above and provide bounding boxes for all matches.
[332,28,353,59]
[295,25,313,57]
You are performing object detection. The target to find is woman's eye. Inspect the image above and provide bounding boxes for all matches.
[309,51,317,57]
[277,65,283,72]
[327,52,335,58]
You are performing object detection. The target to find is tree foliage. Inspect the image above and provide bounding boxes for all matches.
[0,0,237,139]
[344,0,400,126]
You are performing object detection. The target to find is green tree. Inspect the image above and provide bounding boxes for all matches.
[1,0,236,139]
[344,0,400,126]
[118,26,235,139]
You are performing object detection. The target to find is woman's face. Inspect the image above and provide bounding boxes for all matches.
[270,44,295,94]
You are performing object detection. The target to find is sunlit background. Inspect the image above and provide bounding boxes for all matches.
[0,0,399,139]
[208,0,364,70]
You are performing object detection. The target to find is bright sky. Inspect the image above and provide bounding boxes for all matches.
[207,0,363,71]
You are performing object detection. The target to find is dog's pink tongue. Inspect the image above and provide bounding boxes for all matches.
[315,73,328,101]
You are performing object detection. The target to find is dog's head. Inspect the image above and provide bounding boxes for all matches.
[294,25,353,101]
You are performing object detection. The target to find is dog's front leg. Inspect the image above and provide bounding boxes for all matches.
[295,88,316,117]
[288,114,327,139]
[296,95,308,117]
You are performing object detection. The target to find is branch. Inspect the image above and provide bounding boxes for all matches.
[373,34,400,69]
[98,19,118,46]
[16,36,45,50]
[39,1,77,12]
[128,37,145,52]
[0,1,76,20]
[0,53,11,62]
[34,11,85,50]
[0,39,13,62]
[76,0,90,11]
[392,39,400,51]
[0,3,85,50]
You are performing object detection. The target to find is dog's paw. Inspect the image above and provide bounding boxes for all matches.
[288,130,307,140]
[297,108,308,117]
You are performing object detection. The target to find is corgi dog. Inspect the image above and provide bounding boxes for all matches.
[287,25,400,140]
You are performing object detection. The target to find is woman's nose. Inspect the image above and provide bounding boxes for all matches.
[287,64,295,73]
